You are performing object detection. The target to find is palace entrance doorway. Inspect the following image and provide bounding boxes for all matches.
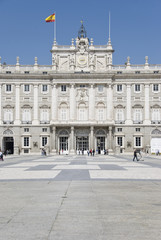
[3,137,14,154]
[97,137,105,154]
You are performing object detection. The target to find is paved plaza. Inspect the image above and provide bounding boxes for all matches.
[0,154,161,239]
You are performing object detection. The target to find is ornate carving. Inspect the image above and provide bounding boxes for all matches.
[151,129,161,135]
[95,129,106,136]
[59,130,69,136]
[3,129,13,135]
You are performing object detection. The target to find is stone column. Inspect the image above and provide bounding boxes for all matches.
[126,84,133,124]
[108,126,113,154]
[14,84,21,125]
[51,84,58,122]
[89,84,95,121]
[70,84,75,121]
[51,126,56,154]
[90,126,94,150]
[70,126,75,154]
[0,84,2,124]
[107,84,113,121]
[144,84,150,124]
[33,84,39,125]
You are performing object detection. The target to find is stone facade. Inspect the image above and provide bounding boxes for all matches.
[0,23,161,155]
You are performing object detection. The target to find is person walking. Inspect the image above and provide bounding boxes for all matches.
[0,150,4,161]
[133,149,138,161]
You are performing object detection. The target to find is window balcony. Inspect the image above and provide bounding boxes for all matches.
[21,121,32,124]
[115,120,125,124]
[133,120,143,124]
[3,120,14,124]
[151,120,161,124]
[40,121,50,124]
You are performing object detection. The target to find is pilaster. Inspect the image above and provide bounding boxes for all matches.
[14,84,21,125]
[32,84,39,125]
[70,84,76,120]
[89,84,95,121]
[70,126,75,154]
[90,126,94,150]
[107,84,113,121]
[144,84,151,124]
[125,84,133,124]
[51,126,56,154]
[51,84,58,122]
[108,126,113,154]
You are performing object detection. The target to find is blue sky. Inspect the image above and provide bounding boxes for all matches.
[0,0,161,65]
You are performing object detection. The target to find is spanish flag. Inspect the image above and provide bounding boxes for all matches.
[45,13,55,22]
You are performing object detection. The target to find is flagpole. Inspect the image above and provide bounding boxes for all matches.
[54,12,56,45]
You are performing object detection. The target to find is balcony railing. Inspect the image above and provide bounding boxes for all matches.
[3,121,14,124]
[40,121,50,124]
[21,121,32,124]
[151,121,161,124]
[133,120,143,124]
[115,120,125,124]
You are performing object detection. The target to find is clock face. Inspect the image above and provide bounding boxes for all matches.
[77,56,87,66]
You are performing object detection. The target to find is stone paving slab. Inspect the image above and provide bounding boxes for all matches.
[1,155,161,239]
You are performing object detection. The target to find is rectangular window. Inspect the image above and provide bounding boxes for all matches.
[153,84,159,92]
[98,109,104,121]
[41,109,49,122]
[61,85,66,92]
[116,109,124,121]
[24,137,29,147]
[24,128,29,132]
[24,149,29,153]
[42,128,47,132]
[134,109,142,121]
[6,84,11,92]
[42,85,48,92]
[135,84,140,92]
[79,109,85,120]
[98,85,104,92]
[24,84,30,92]
[61,109,67,120]
[152,109,160,121]
[42,137,47,146]
[135,137,141,147]
[117,137,123,146]
[117,128,122,132]
[79,85,86,88]
[117,85,122,92]
[136,128,140,132]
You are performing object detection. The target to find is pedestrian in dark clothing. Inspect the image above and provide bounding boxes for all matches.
[133,149,138,161]
[93,149,95,156]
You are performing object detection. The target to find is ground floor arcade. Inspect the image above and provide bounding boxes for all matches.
[0,126,161,155]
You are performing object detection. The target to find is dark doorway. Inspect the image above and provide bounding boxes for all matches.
[3,137,14,154]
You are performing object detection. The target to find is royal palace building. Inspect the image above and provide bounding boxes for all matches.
[0,23,161,155]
